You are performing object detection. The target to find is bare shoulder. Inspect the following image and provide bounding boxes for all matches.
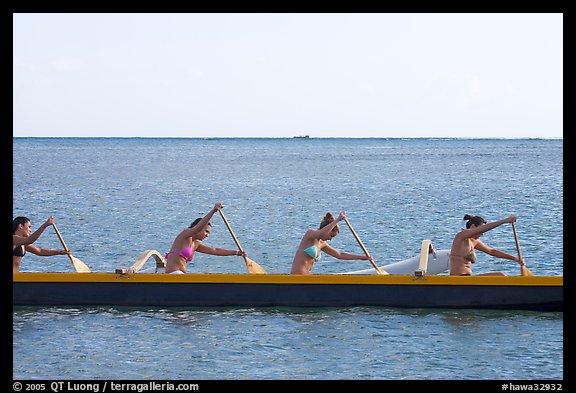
[454,228,472,241]
[178,227,197,239]
[13,234,28,246]
[303,228,318,238]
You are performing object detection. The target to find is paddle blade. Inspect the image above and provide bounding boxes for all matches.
[71,256,91,273]
[245,257,267,274]
[520,265,534,276]
[375,266,389,275]
[369,258,389,275]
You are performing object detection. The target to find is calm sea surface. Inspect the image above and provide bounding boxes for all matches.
[13,138,563,380]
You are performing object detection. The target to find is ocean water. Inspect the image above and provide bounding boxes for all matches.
[12,137,563,380]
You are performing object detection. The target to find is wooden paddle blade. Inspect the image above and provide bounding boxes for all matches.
[521,265,534,276]
[245,257,267,274]
[370,260,388,275]
[375,266,389,275]
[71,256,91,273]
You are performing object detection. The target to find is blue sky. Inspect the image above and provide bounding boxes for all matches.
[13,13,563,138]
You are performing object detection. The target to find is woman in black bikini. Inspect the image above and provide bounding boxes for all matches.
[449,214,525,276]
[13,215,68,273]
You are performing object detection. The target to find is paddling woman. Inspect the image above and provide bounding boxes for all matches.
[449,214,525,276]
[12,216,68,273]
[164,202,246,274]
[290,211,371,274]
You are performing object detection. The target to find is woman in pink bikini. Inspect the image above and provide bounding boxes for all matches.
[449,214,525,276]
[164,202,246,274]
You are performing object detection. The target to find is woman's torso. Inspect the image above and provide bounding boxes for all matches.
[291,233,323,274]
[13,245,26,273]
[450,236,476,275]
[165,237,196,273]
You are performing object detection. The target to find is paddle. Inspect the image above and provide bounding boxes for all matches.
[342,216,388,275]
[511,222,533,276]
[52,223,91,273]
[217,209,267,274]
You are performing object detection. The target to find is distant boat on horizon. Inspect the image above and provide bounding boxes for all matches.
[293,134,310,139]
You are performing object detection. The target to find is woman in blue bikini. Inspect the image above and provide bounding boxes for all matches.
[291,211,371,274]
[165,202,245,274]
[449,214,525,276]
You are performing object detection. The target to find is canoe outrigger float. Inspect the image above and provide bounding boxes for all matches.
[13,241,563,312]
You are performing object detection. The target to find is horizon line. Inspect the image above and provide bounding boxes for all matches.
[12,135,563,140]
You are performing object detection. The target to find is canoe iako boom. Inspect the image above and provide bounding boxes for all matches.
[13,272,562,311]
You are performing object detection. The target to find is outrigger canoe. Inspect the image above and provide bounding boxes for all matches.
[12,242,562,311]
[13,272,563,311]
[13,272,562,311]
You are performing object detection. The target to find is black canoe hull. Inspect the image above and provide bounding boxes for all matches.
[13,273,563,311]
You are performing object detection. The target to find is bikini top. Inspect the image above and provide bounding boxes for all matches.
[467,244,477,264]
[303,245,322,262]
[165,244,195,263]
[13,245,26,257]
[451,242,477,264]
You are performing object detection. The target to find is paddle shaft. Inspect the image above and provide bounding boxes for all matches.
[342,217,383,273]
[511,221,536,276]
[52,223,75,265]
[217,209,246,255]
[217,209,266,274]
[511,222,523,261]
